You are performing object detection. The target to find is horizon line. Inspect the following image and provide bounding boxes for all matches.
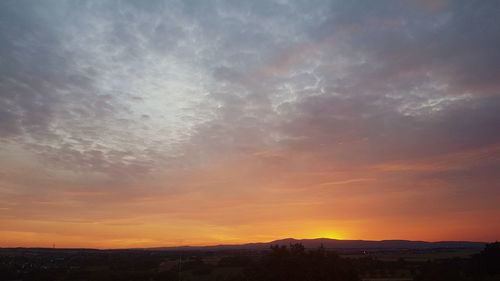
[0,237,491,251]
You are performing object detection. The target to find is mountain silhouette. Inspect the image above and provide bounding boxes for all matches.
[149,238,486,251]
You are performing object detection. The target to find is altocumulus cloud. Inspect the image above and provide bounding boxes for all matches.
[0,0,499,244]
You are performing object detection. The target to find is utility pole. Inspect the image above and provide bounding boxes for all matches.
[178,255,182,281]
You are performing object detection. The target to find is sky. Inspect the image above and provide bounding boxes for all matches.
[0,0,499,248]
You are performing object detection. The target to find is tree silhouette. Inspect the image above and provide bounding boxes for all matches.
[246,243,359,281]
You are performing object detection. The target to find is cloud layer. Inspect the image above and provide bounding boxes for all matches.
[1,0,499,247]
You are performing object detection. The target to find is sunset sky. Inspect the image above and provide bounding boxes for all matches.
[1,0,499,248]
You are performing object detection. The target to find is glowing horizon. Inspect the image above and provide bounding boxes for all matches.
[1,0,499,248]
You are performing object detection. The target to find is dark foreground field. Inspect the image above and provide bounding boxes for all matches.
[1,242,499,281]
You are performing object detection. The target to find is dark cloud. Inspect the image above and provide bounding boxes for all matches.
[278,94,500,165]
[314,0,500,97]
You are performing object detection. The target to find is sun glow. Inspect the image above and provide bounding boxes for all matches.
[315,231,346,240]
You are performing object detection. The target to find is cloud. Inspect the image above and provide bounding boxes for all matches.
[0,0,499,245]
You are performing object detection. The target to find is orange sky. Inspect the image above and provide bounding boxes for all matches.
[2,143,499,248]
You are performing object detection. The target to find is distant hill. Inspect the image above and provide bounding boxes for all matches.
[1,238,486,252]
[149,238,486,251]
